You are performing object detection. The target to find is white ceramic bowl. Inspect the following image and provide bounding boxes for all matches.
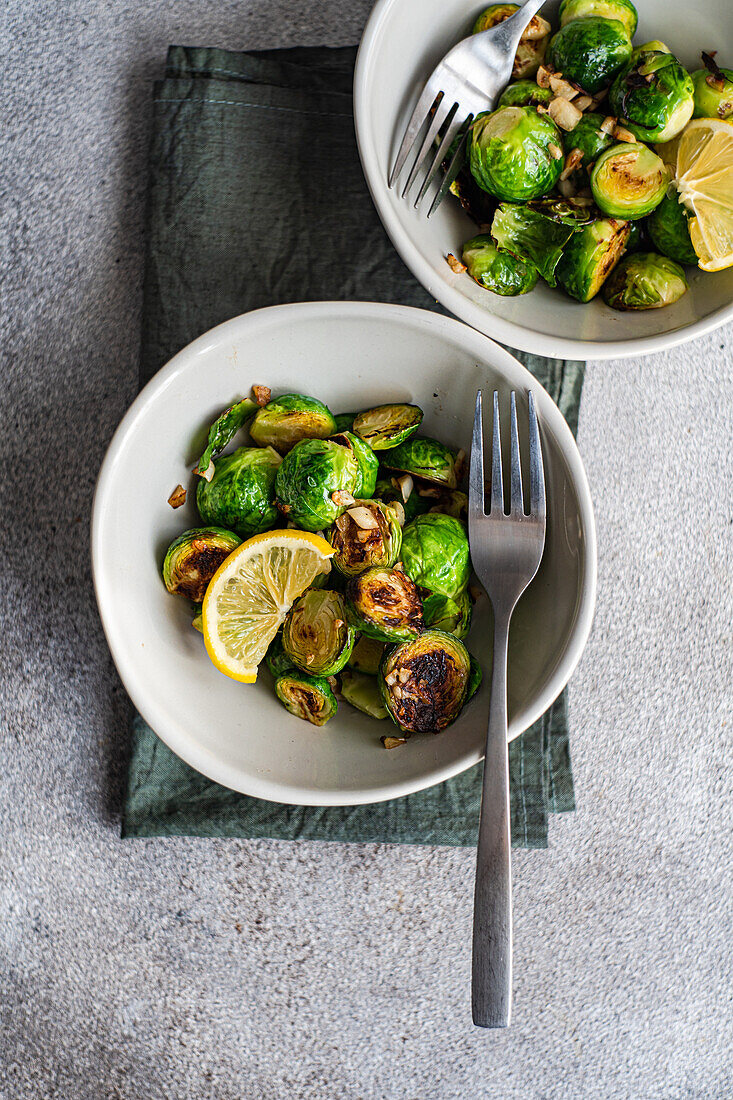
[92,302,596,806]
[354,0,733,360]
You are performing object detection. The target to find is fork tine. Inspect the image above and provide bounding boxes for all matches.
[469,390,485,519]
[528,391,546,521]
[401,97,452,198]
[426,118,471,218]
[413,106,463,209]
[509,392,524,515]
[389,85,443,189]
[491,391,504,515]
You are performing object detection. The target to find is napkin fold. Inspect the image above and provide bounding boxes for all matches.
[123,44,584,847]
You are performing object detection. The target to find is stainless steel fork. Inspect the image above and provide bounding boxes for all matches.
[388,0,547,212]
[468,390,546,1028]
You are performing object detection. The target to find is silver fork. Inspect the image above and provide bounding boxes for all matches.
[388,0,547,213]
[468,390,546,1028]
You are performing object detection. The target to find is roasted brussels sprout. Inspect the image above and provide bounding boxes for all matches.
[473,5,552,80]
[590,143,669,220]
[333,412,356,433]
[560,112,615,163]
[630,40,670,63]
[331,431,379,498]
[265,632,296,678]
[351,404,423,451]
[624,218,647,251]
[691,55,733,120]
[194,397,256,479]
[422,589,472,640]
[558,0,637,39]
[448,165,498,226]
[249,393,337,453]
[328,499,402,577]
[498,81,554,109]
[345,566,424,643]
[400,514,470,601]
[427,489,469,521]
[548,17,632,95]
[340,668,388,720]
[162,527,241,602]
[347,635,386,676]
[469,107,563,203]
[556,217,631,302]
[373,477,431,522]
[491,203,577,286]
[461,234,539,296]
[609,51,694,142]
[196,446,281,537]
[275,437,359,531]
[602,252,688,310]
[381,437,460,490]
[380,630,471,733]
[647,192,698,265]
[282,589,355,676]
[274,670,337,726]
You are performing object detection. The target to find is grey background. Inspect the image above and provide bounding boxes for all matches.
[2,1,732,1097]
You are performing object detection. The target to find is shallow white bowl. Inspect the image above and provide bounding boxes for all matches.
[92,302,596,806]
[354,0,733,360]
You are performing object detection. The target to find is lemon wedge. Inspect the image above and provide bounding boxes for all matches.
[669,118,733,271]
[202,530,334,683]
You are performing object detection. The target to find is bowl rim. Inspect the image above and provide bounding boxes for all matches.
[92,300,597,806]
[353,0,733,362]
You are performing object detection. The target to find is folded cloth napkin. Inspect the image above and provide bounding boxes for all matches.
[123,44,585,847]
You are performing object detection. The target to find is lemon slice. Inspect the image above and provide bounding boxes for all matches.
[671,118,733,271]
[202,530,334,682]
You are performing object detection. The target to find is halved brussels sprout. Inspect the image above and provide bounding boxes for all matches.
[558,0,638,39]
[282,589,355,676]
[609,52,694,143]
[331,431,379,498]
[274,670,337,726]
[265,632,296,678]
[548,17,632,95]
[381,437,460,490]
[461,234,538,296]
[333,412,356,433]
[467,655,483,702]
[691,56,733,120]
[556,217,631,302]
[340,668,388,720]
[275,437,359,531]
[560,112,615,163]
[491,203,578,286]
[347,636,386,676]
[498,81,554,109]
[352,404,423,451]
[194,396,257,479]
[345,566,424,643]
[379,630,471,733]
[590,143,669,220]
[249,393,337,453]
[373,477,431,522]
[602,252,688,310]
[162,527,241,602]
[328,499,402,577]
[400,514,470,601]
[469,107,563,203]
[196,446,281,537]
[473,5,551,80]
[647,192,698,265]
[422,589,473,640]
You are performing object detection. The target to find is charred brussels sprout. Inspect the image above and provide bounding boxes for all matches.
[249,393,337,453]
[461,234,538,296]
[380,630,471,733]
[548,17,632,95]
[691,57,733,120]
[328,499,402,577]
[162,527,242,602]
[609,52,694,143]
[469,107,563,203]
[590,143,669,220]
[196,446,281,538]
[561,113,615,163]
[647,192,698,265]
[498,81,554,109]
[556,217,631,302]
[265,632,296,678]
[345,566,424,643]
[558,0,637,39]
[422,589,472,640]
[381,437,460,490]
[333,412,356,433]
[332,431,379,498]
[348,636,386,676]
[400,514,470,601]
[352,404,423,451]
[602,252,688,310]
[340,668,388,720]
[282,589,355,676]
[194,396,256,479]
[275,438,359,531]
[491,203,578,286]
[473,5,551,80]
[274,670,337,726]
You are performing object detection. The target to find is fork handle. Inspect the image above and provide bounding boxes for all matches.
[472,608,513,1028]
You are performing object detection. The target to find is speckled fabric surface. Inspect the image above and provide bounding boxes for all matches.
[2,2,732,1097]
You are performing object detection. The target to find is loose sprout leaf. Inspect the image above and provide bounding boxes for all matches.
[491,203,578,286]
[194,397,257,478]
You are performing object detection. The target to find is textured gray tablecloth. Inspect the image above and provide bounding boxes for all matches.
[2,2,732,1097]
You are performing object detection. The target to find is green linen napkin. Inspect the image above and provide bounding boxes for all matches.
[123,44,584,847]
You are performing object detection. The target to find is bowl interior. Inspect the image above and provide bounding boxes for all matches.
[93,303,595,805]
[355,0,733,359]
